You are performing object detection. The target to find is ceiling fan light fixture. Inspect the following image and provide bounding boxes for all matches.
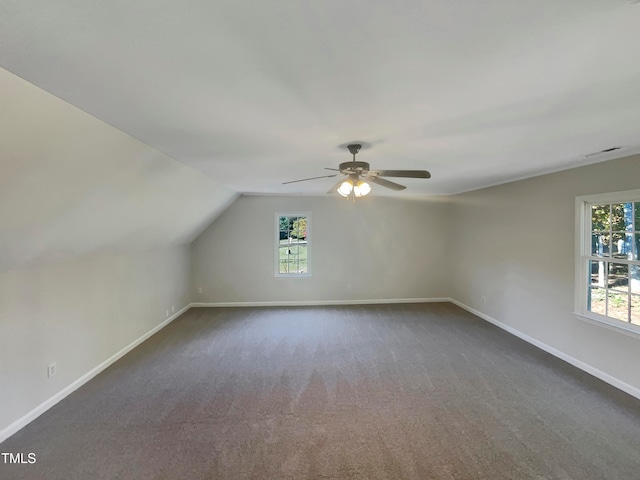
[283,142,431,197]
[354,180,371,197]
[337,180,354,197]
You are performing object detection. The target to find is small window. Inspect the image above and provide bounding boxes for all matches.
[275,213,310,277]
[575,190,640,333]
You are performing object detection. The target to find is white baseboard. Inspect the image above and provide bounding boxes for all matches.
[0,305,190,444]
[449,298,640,401]
[190,297,450,308]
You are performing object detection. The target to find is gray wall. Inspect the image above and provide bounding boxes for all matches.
[191,195,452,303]
[448,153,640,392]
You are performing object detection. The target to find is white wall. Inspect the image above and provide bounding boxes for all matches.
[449,153,640,393]
[191,195,452,303]
[0,245,191,436]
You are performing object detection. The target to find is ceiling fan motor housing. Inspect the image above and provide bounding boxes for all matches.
[339,161,370,175]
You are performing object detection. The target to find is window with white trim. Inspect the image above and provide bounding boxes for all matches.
[275,213,310,277]
[575,190,640,332]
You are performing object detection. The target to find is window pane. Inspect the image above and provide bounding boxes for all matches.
[631,295,640,326]
[591,204,610,231]
[279,259,289,274]
[288,216,298,236]
[608,263,628,291]
[298,259,308,273]
[591,233,610,257]
[589,260,606,287]
[284,260,296,274]
[611,233,633,259]
[292,217,307,239]
[635,202,640,231]
[279,246,290,274]
[588,287,606,315]
[635,233,640,261]
[299,244,307,273]
[607,291,629,322]
[611,203,633,232]
[631,265,640,295]
[279,216,290,233]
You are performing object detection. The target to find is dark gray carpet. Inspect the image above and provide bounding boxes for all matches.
[2,303,640,479]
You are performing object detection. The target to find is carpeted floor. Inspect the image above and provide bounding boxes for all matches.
[2,303,640,479]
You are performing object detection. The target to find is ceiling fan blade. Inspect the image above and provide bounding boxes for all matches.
[370,169,431,179]
[324,167,340,172]
[365,175,406,191]
[327,178,345,194]
[282,174,337,185]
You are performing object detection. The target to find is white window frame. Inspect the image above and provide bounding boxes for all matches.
[574,189,640,337]
[274,212,311,278]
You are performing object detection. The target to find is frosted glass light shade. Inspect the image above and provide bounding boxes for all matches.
[354,181,371,197]
[337,181,353,197]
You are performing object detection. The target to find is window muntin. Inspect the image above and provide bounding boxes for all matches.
[577,192,640,330]
[275,213,310,277]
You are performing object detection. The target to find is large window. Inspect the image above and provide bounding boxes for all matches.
[275,213,310,277]
[575,190,640,333]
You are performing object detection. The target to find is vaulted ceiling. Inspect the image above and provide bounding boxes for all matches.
[1,0,640,197]
[0,68,237,272]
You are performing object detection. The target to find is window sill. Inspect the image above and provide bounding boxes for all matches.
[573,312,640,339]
[274,274,312,279]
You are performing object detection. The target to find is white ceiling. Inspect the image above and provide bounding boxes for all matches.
[1,0,639,196]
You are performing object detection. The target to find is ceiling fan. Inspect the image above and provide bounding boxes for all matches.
[283,144,431,200]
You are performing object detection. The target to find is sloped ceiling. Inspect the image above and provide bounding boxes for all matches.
[0,68,237,273]
[0,1,639,197]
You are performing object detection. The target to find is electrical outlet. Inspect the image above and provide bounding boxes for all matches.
[47,362,57,379]
[172,306,175,313]
[347,285,352,292]
[197,287,202,294]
